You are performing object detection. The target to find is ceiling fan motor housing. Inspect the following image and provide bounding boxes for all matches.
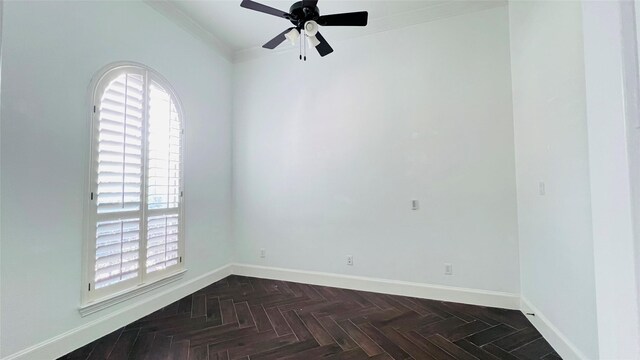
[289,1,320,28]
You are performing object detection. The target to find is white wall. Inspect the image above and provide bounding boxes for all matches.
[509,1,599,358]
[0,1,233,357]
[233,7,520,295]
[582,2,640,358]
[0,0,4,357]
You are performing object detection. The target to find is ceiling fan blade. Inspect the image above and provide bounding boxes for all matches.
[240,0,290,19]
[317,11,368,26]
[262,27,295,49]
[314,32,334,57]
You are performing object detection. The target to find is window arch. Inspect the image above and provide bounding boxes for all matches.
[85,63,184,303]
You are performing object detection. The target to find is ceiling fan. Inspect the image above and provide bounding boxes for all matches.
[240,0,368,60]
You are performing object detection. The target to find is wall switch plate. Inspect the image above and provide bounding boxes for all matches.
[411,200,419,210]
[347,255,353,266]
[260,249,266,258]
[538,181,546,196]
[444,263,453,275]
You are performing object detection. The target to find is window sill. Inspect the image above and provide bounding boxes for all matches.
[79,269,187,317]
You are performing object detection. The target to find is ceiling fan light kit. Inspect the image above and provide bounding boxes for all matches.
[240,0,369,60]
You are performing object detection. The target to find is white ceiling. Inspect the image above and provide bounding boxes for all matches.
[146,0,506,62]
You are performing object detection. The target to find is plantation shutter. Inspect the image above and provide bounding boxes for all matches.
[88,66,184,300]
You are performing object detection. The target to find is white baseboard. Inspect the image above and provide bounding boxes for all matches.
[8,263,581,360]
[520,297,589,360]
[2,264,233,360]
[232,263,520,310]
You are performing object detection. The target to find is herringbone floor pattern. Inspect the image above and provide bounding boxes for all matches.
[60,276,561,359]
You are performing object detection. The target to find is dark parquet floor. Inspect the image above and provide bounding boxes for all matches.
[60,275,561,360]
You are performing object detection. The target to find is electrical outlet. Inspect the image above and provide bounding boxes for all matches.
[260,249,266,258]
[347,255,353,266]
[538,181,546,196]
[411,200,419,210]
[444,263,453,275]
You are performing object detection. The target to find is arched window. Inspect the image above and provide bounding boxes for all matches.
[85,64,184,303]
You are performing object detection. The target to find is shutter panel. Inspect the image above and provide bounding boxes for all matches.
[146,80,182,274]
[93,73,144,289]
[146,214,180,273]
[147,82,182,210]
[94,218,140,289]
[96,73,144,214]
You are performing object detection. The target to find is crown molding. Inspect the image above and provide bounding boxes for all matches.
[233,0,507,63]
[144,0,235,62]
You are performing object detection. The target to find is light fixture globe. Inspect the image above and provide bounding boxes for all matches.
[284,28,300,45]
[307,35,321,48]
[304,20,318,36]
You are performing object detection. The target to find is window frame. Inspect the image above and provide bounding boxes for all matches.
[81,62,186,309]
